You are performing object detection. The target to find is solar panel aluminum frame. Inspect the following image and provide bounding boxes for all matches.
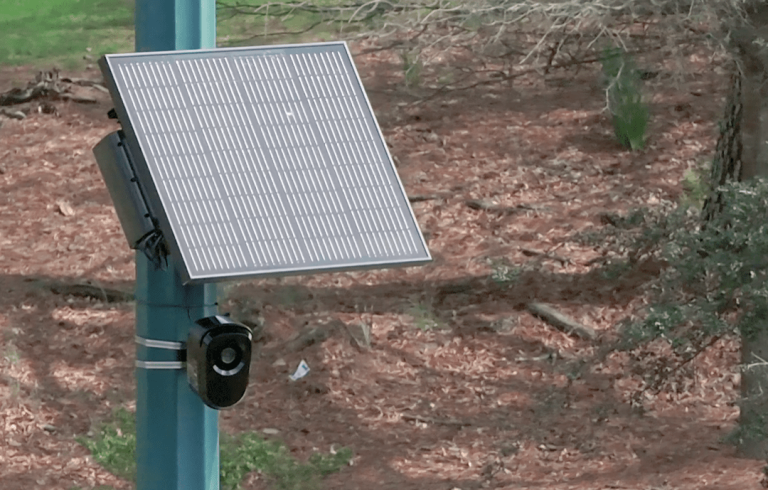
[99,41,431,284]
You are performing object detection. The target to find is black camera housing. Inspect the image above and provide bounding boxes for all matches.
[187,315,253,410]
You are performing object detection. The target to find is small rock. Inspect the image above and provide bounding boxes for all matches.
[42,424,56,433]
[261,428,279,435]
[272,358,286,367]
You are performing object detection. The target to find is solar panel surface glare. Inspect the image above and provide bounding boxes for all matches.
[100,42,430,283]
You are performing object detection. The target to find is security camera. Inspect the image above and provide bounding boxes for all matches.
[187,315,253,410]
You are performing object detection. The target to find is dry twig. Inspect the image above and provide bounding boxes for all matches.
[520,246,571,265]
[527,302,597,340]
[218,0,741,98]
[401,413,471,427]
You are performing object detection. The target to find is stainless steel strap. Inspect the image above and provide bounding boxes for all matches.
[135,360,186,370]
[135,335,185,350]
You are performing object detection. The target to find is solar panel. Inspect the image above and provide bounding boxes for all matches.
[98,42,430,284]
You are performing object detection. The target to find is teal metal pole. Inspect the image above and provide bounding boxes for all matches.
[133,2,218,490]
[135,255,219,490]
[135,0,216,52]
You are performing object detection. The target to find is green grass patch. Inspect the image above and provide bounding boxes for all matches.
[2,343,20,365]
[0,0,351,68]
[220,431,352,490]
[216,0,350,47]
[77,408,352,490]
[76,407,136,481]
[407,299,443,331]
[0,0,134,68]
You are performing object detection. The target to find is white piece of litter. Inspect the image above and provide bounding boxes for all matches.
[289,360,310,381]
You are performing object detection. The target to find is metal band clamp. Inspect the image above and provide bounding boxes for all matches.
[135,335,187,370]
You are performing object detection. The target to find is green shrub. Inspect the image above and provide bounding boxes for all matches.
[407,300,442,331]
[600,47,650,151]
[681,160,712,209]
[489,258,522,285]
[400,50,423,87]
[624,178,768,350]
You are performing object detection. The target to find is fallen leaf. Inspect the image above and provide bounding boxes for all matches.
[57,201,75,216]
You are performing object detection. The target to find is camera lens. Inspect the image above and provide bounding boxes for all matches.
[213,341,245,376]
[220,347,236,365]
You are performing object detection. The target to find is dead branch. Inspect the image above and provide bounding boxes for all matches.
[465,199,550,214]
[60,77,107,89]
[285,326,332,352]
[520,247,571,265]
[46,282,134,303]
[0,70,103,107]
[465,198,519,214]
[285,320,345,352]
[401,412,471,427]
[408,194,440,203]
[526,302,597,340]
[218,0,742,98]
[0,108,25,119]
[648,333,726,393]
[60,93,97,104]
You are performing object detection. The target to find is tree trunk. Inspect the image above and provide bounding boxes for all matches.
[739,329,768,458]
[705,2,768,459]
[701,68,743,221]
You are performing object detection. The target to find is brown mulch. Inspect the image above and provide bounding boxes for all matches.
[0,37,763,490]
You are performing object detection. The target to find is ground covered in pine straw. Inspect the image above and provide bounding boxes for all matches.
[0,39,763,489]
